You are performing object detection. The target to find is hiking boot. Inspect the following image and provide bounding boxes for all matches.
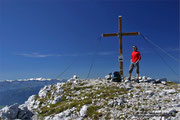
[128,77,131,81]
[135,78,140,83]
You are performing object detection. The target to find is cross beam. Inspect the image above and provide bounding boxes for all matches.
[102,16,140,77]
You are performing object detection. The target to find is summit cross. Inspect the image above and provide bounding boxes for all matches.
[102,16,140,77]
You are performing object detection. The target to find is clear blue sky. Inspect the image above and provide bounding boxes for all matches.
[0,0,179,82]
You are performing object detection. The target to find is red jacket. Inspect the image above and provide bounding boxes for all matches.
[131,51,141,62]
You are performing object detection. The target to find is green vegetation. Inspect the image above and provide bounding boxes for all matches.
[127,104,132,108]
[105,112,111,120]
[35,81,128,119]
[34,95,39,101]
[119,104,125,110]
[118,116,125,120]
[140,108,149,112]
[86,105,102,120]
[167,81,179,90]
[89,86,127,100]
[164,99,171,103]
[39,99,92,117]
[73,85,93,91]
[135,86,141,89]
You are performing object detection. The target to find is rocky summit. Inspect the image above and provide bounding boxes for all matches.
[0,76,180,120]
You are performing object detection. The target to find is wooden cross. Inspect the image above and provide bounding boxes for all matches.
[102,16,140,77]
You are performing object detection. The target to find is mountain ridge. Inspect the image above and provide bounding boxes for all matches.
[0,76,180,120]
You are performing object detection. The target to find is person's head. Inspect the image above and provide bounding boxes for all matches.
[133,46,137,51]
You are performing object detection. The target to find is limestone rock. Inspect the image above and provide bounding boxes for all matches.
[80,105,88,117]
[163,89,176,94]
[52,96,62,104]
[0,103,19,120]
[39,85,52,98]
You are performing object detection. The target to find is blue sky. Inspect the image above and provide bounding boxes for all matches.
[0,0,179,82]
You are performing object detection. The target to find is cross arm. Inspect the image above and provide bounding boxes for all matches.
[101,33,118,37]
[102,32,140,37]
[122,32,140,36]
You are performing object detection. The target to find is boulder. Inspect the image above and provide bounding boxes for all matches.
[17,106,34,120]
[163,89,176,94]
[154,78,167,84]
[105,74,112,80]
[161,81,167,85]
[125,83,133,90]
[52,96,62,104]
[38,85,51,98]
[80,105,88,117]
[145,90,154,96]
[142,76,147,80]
[159,91,166,96]
[176,93,180,99]
[45,107,76,120]
[21,95,38,111]
[108,99,114,106]
[73,75,78,79]
[0,103,19,120]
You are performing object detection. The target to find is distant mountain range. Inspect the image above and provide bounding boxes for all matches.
[0,78,67,107]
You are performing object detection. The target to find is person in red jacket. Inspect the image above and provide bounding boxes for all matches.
[128,46,141,81]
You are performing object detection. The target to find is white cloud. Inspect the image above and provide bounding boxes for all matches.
[16,51,115,58]
[97,51,116,56]
[17,52,57,58]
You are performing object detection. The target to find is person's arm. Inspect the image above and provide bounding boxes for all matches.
[136,52,141,63]
[136,59,139,63]
[138,52,141,61]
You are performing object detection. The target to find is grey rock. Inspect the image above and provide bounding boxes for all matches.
[105,74,112,80]
[163,89,176,94]
[142,76,147,80]
[174,112,180,120]
[18,106,33,120]
[161,81,167,85]
[21,95,38,111]
[108,99,114,106]
[38,85,52,98]
[73,75,79,79]
[80,105,88,117]
[45,108,75,120]
[145,90,154,96]
[125,83,133,90]
[176,93,180,99]
[52,96,62,104]
[0,103,19,120]
[159,91,166,96]
[154,78,167,84]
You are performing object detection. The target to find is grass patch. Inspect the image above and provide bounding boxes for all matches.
[74,85,93,91]
[34,95,39,100]
[36,81,127,118]
[39,99,92,117]
[119,104,125,110]
[78,82,87,86]
[105,112,111,120]
[86,105,102,120]
[94,86,127,100]
[167,81,179,90]
[119,116,126,119]
[135,86,141,89]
